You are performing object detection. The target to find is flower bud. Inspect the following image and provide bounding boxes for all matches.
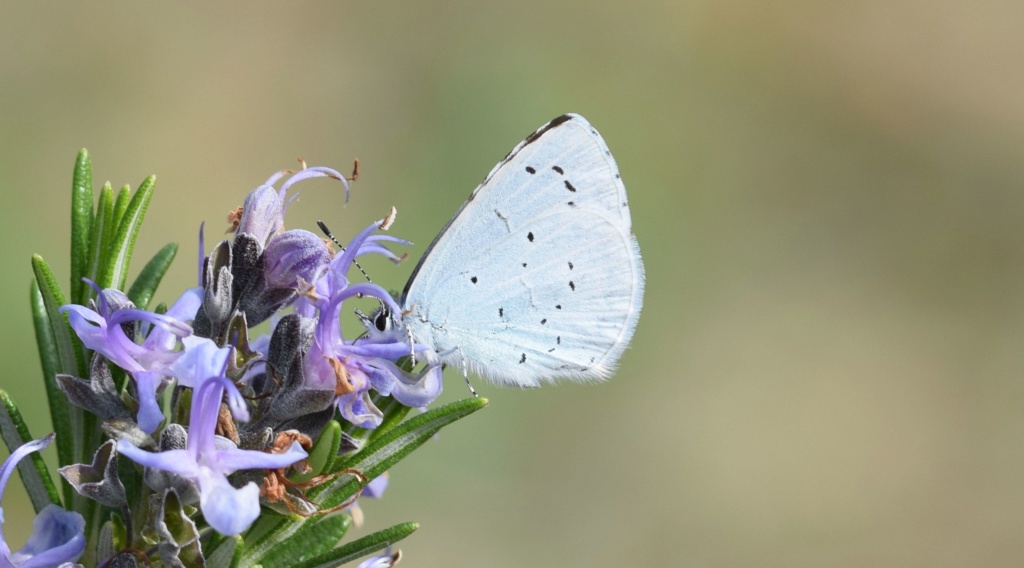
[263,229,330,289]
[236,185,284,246]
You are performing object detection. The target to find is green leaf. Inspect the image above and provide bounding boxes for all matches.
[238,513,288,563]
[31,255,99,489]
[110,184,131,236]
[81,182,114,305]
[240,399,485,568]
[317,397,487,508]
[206,535,243,568]
[70,149,93,304]
[294,420,341,484]
[37,251,106,556]
[367,395,411,444]
[96,519,115,565]
[31,255,86,379]
[257,514,352,568]
[291,522,417,568]
[101,175,155,291]
[126,243,177,310]
[0,390,61,510]
[30,280,73,486]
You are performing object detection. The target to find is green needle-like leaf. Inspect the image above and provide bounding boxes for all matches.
[318,397,488,508]
[102,175,155,291]
[257,514,352,568]
[367,395,412,444]
[239,399,484,567]
[0,390,61,511]
[126,243,177,310]
[110,183,131,236]
[82,182,114,305]
[292,522,417,568]
[31,255,86,378]
[31,255,97,480]
[206,535,243,568]
[70,149,93,304]
[30,280,73,484]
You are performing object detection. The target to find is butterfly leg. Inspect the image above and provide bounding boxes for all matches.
[406,326,417,366]
[455,346,478,398]
[436,345,479,398]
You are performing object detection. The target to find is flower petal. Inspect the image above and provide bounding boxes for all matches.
[195,470,261,536]
[116,442,198,478]
[134,371,166,434]
[10,505,86,568]
[208,442,307,474]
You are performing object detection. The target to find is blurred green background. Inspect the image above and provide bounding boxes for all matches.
[2,2,1023,566]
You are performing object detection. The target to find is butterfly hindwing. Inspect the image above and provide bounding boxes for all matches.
[401,114,644,387]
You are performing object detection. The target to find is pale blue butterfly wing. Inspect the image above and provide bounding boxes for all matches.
[400,114,644,387]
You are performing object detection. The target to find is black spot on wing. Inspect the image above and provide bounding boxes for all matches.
[471,276,478,284]
[540,318,547,324]
[568,262,573,270]
[527,232,535,242]
[525,166,536,174]
[569,281,575,291]
[564,180,577,192]
[557,336,561,344]
[519,353,527,364]
[567,201,576,207]
[552,165,564,175]
[555,304,562,310]
[499,307,504,317]
[522,262,527,268]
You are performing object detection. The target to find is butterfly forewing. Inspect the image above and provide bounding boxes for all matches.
[401,114,644,387]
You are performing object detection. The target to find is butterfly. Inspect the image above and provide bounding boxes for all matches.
[374,114,644,388]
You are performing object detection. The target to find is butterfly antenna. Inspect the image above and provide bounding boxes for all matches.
[317,220,374,282]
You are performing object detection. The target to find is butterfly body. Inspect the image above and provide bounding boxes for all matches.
[396,114,644,388]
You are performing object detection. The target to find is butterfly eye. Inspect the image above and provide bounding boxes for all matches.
[374,306,391,332]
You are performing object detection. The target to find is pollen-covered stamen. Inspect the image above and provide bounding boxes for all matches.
[260,470,286,503]
[295,276,321,300]
[322,236,337,257]
[379,206,397,230]
[332,358,355,395]
[271,431,312,469]
[226,206,244,233]
[216,403,240,444]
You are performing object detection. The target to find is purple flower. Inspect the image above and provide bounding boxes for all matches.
[356,548,401,568]
[236,166,349,248]
[168,336,249,422]
[61,285,203,434]
[295,212,442,428]
[263,229,331,290]
[117,377,307,536]
[0,434,86,568]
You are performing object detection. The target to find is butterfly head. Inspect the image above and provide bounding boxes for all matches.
[356,301,399,337]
